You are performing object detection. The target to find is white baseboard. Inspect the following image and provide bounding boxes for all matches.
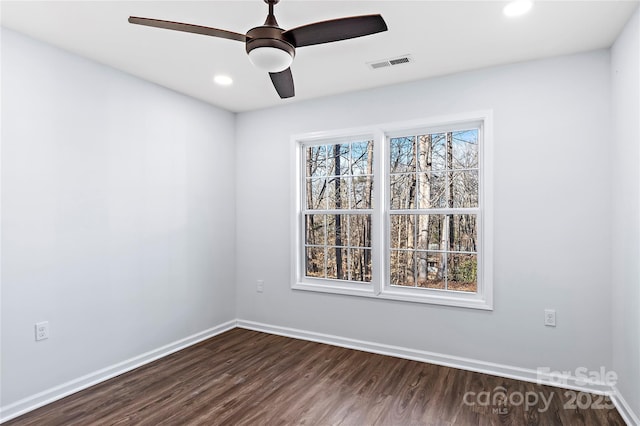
[0,319,236,423]
[611,386,640,426]
[236,320,614,394]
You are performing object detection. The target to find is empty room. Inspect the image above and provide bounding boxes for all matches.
[1,0,639,424]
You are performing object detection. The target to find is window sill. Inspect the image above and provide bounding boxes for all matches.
[380,288,493,310]
[292,281,493,310]
[292,282,375,299]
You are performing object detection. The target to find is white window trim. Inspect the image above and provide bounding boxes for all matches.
[291,110,493,310]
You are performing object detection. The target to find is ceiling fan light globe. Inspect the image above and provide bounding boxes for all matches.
[248,46,293,73]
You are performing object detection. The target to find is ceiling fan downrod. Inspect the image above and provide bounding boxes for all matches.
[264,0,280,27]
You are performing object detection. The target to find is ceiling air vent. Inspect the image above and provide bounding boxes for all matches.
[367,55,413,70]
[389,57,410,65]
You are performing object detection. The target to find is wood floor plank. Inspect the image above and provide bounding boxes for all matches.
[5,328,625,425]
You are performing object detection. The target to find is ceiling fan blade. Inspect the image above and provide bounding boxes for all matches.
[269,68,295,99]
[283,14,387,48]
[128,17,247,42]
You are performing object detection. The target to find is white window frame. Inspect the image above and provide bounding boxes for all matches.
[291,111,493,310]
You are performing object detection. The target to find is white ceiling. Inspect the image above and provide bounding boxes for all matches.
[1,1,638,112]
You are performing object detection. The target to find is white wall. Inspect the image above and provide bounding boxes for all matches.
[1,29,236,408]
[611,7,640,422]
[236,51,613,374]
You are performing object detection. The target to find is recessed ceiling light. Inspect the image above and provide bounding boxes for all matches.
[503,0,533,17]
[213,75,233,86]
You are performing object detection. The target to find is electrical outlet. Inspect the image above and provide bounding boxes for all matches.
[544,309,556,327]
[257,280,264,293]
[35,321,49,341]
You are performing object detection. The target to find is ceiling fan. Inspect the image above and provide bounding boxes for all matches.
[129,0,387,99]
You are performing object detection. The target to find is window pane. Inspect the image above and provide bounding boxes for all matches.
[415,214,448,251]
[351,141,372,175]
[390,250,415,287]
[349,248,372,282]
[305,247,325,278]
[416,134,430,172]
[417,173,446,209]
[416,133,445,172]
[451,214,477,252]
[327,247,348,280]
[447,253,477,292]
[305,214,325,246]
[347,214,372,248]
[351,175,373,209]
[416,214,441,250]
[390,173,416,210]
[452,170,478,208]
[452,130,478,169]
[430,133,447,171]
[327,144,350,176]
[390,214,415,249]
[306,145,327,177]
[326,214,346,247]
[390,137,416,173]
[327,177,349,209]
[416,251,445,289]
[306,178,328,210]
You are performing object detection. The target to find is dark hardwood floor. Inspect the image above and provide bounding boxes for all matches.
[6,328,624,425]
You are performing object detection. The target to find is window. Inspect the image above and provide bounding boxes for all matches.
[292,112,493,309]
[388,130,479,291]
[304,141,374,283]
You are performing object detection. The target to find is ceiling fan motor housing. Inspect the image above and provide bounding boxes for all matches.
[245,26,296,60]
